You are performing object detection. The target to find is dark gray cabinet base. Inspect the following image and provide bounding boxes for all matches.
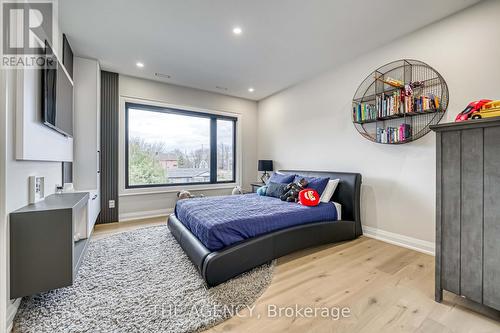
[10,192,90,299]
[432,119,500,311]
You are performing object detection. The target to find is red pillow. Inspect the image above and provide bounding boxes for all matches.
[299,189,320,206]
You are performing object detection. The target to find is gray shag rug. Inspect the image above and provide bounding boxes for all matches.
[13,225,275,333]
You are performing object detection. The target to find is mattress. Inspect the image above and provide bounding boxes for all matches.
[174,193,339,251]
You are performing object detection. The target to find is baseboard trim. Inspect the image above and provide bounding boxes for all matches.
[119,208,173,222]
[362,226,435,256]
[6,298,20,332]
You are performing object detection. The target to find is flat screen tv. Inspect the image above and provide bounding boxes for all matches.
[42,42,74,137]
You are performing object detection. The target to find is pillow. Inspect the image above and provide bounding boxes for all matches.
[265,182,287,198]
[320,179,340,203]
[333,202,342,220]
[256,186,268,196]
[299,189,320,206]
[267,172,295,184]
[294,175,330,196]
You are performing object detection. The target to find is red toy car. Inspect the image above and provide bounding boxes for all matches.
[455,99,492,122]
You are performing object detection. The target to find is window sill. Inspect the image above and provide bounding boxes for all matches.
[119,183,238,197]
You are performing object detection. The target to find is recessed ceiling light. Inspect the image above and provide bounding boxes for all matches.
[248,87,254,93]
[232,27,242,35]
[136,62,144,68]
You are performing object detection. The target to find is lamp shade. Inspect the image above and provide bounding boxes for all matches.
[258,160,273,172]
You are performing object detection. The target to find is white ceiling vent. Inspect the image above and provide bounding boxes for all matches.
[154,72,171,79]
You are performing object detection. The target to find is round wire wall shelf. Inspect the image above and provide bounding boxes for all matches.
[352,59,449,144]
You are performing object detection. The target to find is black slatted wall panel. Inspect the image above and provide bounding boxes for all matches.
[99,71,119,223]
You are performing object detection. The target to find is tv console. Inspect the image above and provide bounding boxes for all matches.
[10,192,90,299]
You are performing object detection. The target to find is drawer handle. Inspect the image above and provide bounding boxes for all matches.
[92,195,98,200]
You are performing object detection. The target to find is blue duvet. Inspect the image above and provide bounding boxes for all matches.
[174,194,338,251]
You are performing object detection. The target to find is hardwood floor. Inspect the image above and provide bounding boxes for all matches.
[93,217,167,240]
[94,218,500,333]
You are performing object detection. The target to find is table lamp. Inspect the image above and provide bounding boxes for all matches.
[258,160,273,183]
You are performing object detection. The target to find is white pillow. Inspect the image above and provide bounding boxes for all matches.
[320,179,340,203]
[333,202,342,220]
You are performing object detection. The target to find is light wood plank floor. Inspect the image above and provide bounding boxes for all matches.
[94,218,500,333]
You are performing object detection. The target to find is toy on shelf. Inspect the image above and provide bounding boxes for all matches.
[374,76,404,88]
[470,100,500,120]
[455,99,492,122]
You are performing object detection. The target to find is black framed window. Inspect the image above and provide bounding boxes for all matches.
[125,102,236,188]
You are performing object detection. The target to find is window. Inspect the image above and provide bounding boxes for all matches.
[217,119,235,182]
[125,103,236,188]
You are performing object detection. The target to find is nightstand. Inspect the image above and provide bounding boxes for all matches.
[250,182,265,193]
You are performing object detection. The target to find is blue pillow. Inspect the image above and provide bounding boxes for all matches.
[256,186,268,196]
[265,182,287,198]
[268,172,295,184]
[294,175,330,196]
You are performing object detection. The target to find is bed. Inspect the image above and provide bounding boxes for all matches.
[168,170,362,286]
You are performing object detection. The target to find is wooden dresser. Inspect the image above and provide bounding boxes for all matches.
[431,118,500,310]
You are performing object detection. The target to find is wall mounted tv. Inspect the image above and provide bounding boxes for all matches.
[42,41,74,137]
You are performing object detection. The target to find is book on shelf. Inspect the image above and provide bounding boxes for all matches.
[354,91,440,123]
[383,92,440,115]
[353,102,377,122]
[376,91,402,118]
[376,123,411,143]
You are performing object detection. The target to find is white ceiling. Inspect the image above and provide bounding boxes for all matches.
[60,0,481,101]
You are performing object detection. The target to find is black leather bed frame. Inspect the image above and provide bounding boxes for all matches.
[168,170,362,286]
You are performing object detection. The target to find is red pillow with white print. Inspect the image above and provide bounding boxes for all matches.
[298,189,320,206]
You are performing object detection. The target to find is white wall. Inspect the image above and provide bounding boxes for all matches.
[118,75,258,220]
[257,0,500,246]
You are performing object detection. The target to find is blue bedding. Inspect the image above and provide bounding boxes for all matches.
[174,194,338,251]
